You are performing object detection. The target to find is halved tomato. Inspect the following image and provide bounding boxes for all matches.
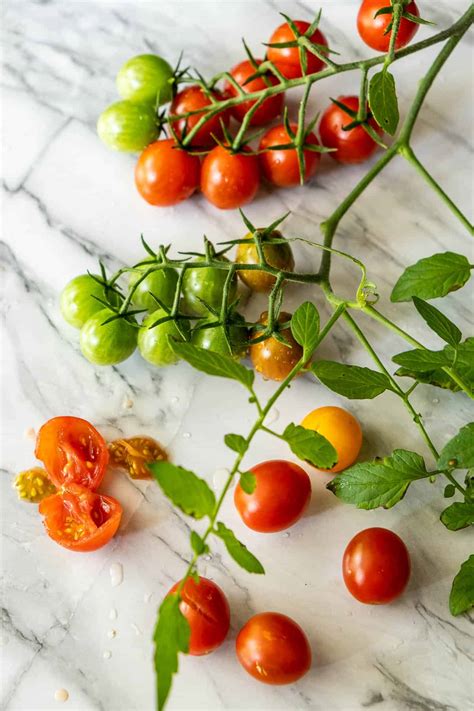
[35,416,109,490]
[39,486,122,552]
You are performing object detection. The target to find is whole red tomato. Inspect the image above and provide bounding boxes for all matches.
[318,96,382,164]
[168,576,230,655]
[259,123,321,187]
[226,60,284,126]
[169,85,230,148]
[200,145,260,209]
[234,460,311,532]
[343,527,411,604]
[236,612,312,684]
[135,139,200,206]
[357,0,420,52]
[267,20,328,79]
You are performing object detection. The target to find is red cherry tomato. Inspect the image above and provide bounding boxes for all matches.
[259,123,321,187]
[343,527,411,604]
[135,139,200,206]
[319,96,382,164]
[200,144,260,209]
[226,60,284,126]
[357,0,420,52]
[236,612,312,684]
[267,20,328,79]
[169,85,230,148]
[168,576,230,655]
[39,486,122,552]
[35,416,109,490]
[234,460,311,533]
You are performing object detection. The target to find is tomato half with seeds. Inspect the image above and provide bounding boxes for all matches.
[35,416,109,490]
[318,96,383,164]
[236,612,312,684]
[357,0,420,53]
[168,576,230,655]
[250,311,303,381]
[135,139,201,206]
[259,123,321,187]
[169,85,230,148]
[226,60,284,126]
[39,486,122,552]
[200,145,260,210]
[267,20,328,79]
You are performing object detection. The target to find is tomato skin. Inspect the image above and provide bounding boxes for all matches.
[226,60,284,126]
[116,54,174,105]
[60,274,118,330]
[236,612,311,684]
[80,308,137,366]
[182,256,238,316]
[236,230,294,293]
[200,145,260,210]
[235,460,311,533]
[169,85,230,148]
[135,139,200,206]
[267,21,328,79]
[39,487,122,552]
[259,123,320,187]
[250,311,303,381]
[300,406,362,473]
[319,96,382,164]
[138,309,189,366]
[129,265,178,312]
[357,0,420,52]
[168,577,230,656]
[343,528,411,604]
[35,416,109,490]
[192,319,248,360]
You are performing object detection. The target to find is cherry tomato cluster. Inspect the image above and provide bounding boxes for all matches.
[97,1,421,210]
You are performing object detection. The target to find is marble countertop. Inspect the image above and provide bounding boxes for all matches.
[2,1,473,710]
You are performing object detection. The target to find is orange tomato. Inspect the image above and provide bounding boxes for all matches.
[300,406,362,472]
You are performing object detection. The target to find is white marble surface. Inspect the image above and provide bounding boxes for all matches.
[1,1,473,710]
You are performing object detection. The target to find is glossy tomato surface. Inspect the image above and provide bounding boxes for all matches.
[35,416,109,490]
[319,96,382,164]
[168,576,230,655]
[135,139,200,206]
[259,123,321,187]
[226,60,284,126]
[236,612,312,684]
[236,230,294,293]
[343,527,411,604]
[60,274,119,330]
[182,256,238,316]
[138,309,189,366]
[235,460,311,532]
[250,311,303,381]
[300,406,362,473]
[200,145,260,210]
[357,0,420,52]
[80,308,137,366]
[39,487,122,552]
[169,85,230,147]
[129,265,178,312]
[267,20,328,79]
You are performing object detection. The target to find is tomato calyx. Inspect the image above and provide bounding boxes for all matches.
[372,2,429,37]
[329,97,386,148]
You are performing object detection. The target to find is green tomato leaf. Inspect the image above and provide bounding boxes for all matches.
[443,484,456,498]
[239,470,256,494]
[290,301,320,357]
[440,502,474,531]
[283,423,337,469]
[327,449,430,509]
[312,361,393,399]
[154,593,190,711]
[190,531,209,555]
[149,461,216,520]
[437,423,474,471]
[392,348,453,372]
[449,555,474,616]
[224,433,248,455]
[369,69,399,136]
[391,252,472,302]
[395,337,474,392]
[413,296,462,347]
[395,366,461,392]
[214,521,264,574]
[170,340,254,389]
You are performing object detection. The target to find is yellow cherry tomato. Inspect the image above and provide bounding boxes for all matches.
[235,230,294,293]
[300,406,362,473]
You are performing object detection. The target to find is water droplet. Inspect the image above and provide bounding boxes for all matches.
[283,532,290,538]
[24,427,36,440]
[54,689,69,703]
[171,396,180,405]
[109,563,123,588]
[182,432,191,439]
[432,398,439,404]
[144,592,153,603]
[122,396,133,409]
[107,629,117,639]
[109,608,118,621]
[131,623,142,636]
[265,408,280,425]
[213,468,230,490]
[103,650,112,660]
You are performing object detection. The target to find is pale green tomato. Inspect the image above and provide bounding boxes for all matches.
[60,274,119,329]
[97,101,158,152]
[138,309,189,367]
[191,317,248,360]
[116,54,174,105]
[182,256,238,316]
[129,265,179,312]
[80,308,137,365]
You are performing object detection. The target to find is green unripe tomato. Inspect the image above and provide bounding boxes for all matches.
[60,274,118,329]
[116,54,174,105]
[138,309,190,367]
[182,257,238,317]
[129,265,179,312]
[192,317,248,360]
[80,308,137,365]
[97,101,158,152]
